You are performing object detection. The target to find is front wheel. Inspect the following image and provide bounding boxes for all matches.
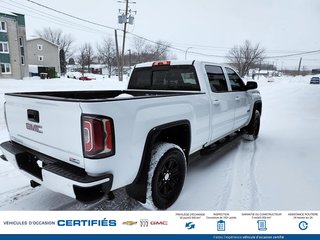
[143,143,187,210]
[243,110,261,141]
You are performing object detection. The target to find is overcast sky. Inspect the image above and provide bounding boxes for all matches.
[2,0,320,70]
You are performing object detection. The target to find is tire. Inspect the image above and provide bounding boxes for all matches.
[143,143,187,210]
[243,110,261,141]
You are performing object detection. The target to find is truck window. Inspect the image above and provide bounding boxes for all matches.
[205,65,228,93]
[128,65,200,91]
[226,67,246,91]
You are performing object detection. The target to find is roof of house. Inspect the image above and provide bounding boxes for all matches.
[0,12,25,26]
[27,37,60,48]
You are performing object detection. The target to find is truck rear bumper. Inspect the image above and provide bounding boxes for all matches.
[0,141,113,202]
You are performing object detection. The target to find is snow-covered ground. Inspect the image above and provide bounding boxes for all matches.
[0,74,319,210]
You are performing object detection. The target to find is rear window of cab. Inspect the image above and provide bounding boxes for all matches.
[128,65,200,91]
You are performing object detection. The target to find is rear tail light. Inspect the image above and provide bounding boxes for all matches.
[82,115,115,158]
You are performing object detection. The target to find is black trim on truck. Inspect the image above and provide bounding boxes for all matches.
[5,90,205,103]
[126,120,191,204]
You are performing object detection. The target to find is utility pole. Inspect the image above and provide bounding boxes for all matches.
[114,30,121,80]
[117,0,136,81]
[128,49,132,66]
[297,57,302,76]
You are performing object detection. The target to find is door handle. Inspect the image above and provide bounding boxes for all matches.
[235,96,240,101]
[213,99,220,105]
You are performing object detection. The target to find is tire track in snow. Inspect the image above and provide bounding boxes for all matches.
[222,140,261,210]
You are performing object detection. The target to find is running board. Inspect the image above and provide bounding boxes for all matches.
[201,131,244,155]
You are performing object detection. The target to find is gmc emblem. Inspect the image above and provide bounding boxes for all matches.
[26,123,43,133]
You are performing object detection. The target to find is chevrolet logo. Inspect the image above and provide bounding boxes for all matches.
[123,221,137,225]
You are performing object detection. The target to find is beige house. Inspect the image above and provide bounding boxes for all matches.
[27,37,60,78]
[0,12,28,79]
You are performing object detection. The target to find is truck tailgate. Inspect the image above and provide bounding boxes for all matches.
[4,95,84,168]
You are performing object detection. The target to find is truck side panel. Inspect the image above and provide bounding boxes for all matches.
[80,93,211,190]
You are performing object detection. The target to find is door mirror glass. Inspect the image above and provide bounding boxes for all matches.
[246,81,257,90]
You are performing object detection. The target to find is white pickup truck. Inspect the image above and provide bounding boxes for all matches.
[0,60,262,210]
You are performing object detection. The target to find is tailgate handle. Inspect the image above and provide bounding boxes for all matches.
[27,109,40,123]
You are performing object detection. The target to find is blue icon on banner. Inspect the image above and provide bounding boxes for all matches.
[217,220,225,231]
[257,220,267,231]
[299,221,308,230]
[185,222,195,230]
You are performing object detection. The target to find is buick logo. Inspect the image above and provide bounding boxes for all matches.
[140,219,148,227]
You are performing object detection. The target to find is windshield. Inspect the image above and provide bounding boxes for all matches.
[128,65,200,91]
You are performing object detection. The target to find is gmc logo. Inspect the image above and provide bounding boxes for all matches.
[26,123,43,133]
[150,221,168,225]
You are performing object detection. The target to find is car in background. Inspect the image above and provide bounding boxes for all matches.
[310,77,320,84]
[66,72,82,79]
[79,76,95,81]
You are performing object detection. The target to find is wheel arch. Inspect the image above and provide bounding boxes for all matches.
[126,120,191,204]
[254,100,262,115]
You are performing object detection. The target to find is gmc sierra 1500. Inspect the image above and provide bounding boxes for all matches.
[0,60,262,210]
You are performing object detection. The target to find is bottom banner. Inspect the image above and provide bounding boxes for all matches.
[0,235,320,240]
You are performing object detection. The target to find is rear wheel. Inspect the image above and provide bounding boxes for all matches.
[143,143,187,210]
[243,110,261,141]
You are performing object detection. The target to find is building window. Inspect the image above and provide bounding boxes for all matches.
[38,55,44,61]
[21,56,25,65]
[19,37,23,47]
[37,44,43,51]
[0,42,9,53]
[0,21,6,32]
[0,63,11,74]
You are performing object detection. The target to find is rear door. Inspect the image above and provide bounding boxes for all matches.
[5,95,85,168]
[224,67,251,130]
[205,65,235,142]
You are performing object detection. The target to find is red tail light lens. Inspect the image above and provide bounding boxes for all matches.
[152,60,171,66]
[82,115,115,158]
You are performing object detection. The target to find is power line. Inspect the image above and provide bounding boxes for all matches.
[266,49,320,59]
[1,0,110,36]
[21,0,320,61]
[25,0,227,58]
[27,0,117,31]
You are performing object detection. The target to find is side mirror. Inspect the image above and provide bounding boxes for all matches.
[246,81,258,90]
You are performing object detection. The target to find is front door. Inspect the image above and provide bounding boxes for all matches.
[225,67,251,130]
[205,65,235,142]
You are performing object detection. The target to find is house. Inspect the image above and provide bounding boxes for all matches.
[27,37,60,78]
[311,69,320,74]
[0,12,28,79]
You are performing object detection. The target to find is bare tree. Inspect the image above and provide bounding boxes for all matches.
[151,40,171,60]
[132,38,148,63]
[131,38,172,64]
[36,27,74,74]
[77,46,86,76]
[84,43,94,73]
[97,38,116,77]
[76,43,94,75]
[226,40,265,77]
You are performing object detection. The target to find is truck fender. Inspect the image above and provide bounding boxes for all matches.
[126,120,191,204]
